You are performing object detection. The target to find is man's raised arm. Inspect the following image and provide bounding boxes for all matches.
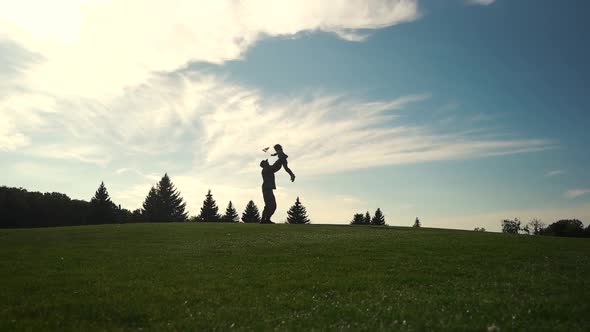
[270,160,283,173]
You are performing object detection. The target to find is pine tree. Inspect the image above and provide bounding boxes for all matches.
[413,217,421,228]
[364,211,371,225]
[197,190,220,222]
[286,197,311,224]
[241,200,261,223]
[141,174,188,222]
[157,173,188,222]
[142,186,162,222]
[351,213,365,225]
[371,208,385,226]
[222,201,239,222]
[89,181,117,224]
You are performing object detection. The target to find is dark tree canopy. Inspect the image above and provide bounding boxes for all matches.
[413,217,421,228]
[371,208,385,226]
[141,174,188,222]
[89,182,118,224]
[501,218,522,234]
[142,186,162,222]
[158,174,188,222]
[286,197,310,224]
[197,190,220,222]
[543,219,585,237]
[0,186,87,227]
[241,200,261,223]
[364,212,371,225]
[222,201,239,223]
[351,213,365,225]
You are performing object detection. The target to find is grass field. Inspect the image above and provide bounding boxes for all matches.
[1,223,589,331]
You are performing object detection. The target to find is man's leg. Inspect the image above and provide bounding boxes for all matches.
[261,189,272,223]
[267,189,277,223]
[261,189,276,223]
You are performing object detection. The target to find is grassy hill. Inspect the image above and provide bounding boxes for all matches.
[1,223,588,331]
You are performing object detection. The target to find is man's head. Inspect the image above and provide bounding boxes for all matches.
[260,159,269,168]
[273,144,283,153]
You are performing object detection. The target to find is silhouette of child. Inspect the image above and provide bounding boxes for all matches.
[271,144,296,182]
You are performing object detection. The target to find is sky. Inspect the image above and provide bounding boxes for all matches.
[1,0,589,231]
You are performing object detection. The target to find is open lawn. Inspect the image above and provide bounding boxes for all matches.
[1,223,589,331]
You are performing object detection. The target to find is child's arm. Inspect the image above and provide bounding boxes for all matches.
[282,160,296,182]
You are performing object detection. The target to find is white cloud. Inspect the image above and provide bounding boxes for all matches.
[0,125,30,151]
[545,170,565,177]
[565,189,590,199]
[0,0,419,98]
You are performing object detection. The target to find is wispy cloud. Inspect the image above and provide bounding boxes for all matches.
[27,144,111,166]
[565,189,590,199]
[545,170,565,177]
[6,71,552,173]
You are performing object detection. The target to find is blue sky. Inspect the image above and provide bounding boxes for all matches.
[1,0,589,230]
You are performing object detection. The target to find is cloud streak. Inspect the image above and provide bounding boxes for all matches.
[565,189,590,199]
[545,170,564,177]
[468,0,495,5]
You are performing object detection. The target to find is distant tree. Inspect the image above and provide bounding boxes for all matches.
[142,186,162,222]
[158,173,188,222]
[351,213,365,225]
[413,217,421,228]
[542,219,585,237]
[222,201,239,223]
[364,212,371,225]
[501,218,522,234]
[241,200,261,223]
[89,181,118,224]
[474,227,486,232]
[197,190,221,222]
[131,209,143,222]
[586,224,590,238]
[286,197,311,224]
[526,218,545,235]
[371,208,385,226]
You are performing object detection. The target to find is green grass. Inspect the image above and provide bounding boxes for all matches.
[1,224,589,331]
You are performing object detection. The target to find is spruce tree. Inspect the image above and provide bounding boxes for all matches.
[222,201,239,222]
[241,200,261,223]
[89,181,117,224]
[157,173,188,222]
[351,213,365,225]
[142,186,162,222]
[197,190,220,222]
[413,217,421,228]
[286,197,311,224]
[364,211,371,225]
[371,208,385,226]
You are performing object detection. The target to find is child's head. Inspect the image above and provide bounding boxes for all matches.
[273,144,283,153]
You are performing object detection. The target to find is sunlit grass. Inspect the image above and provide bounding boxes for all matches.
[1,223,588,331]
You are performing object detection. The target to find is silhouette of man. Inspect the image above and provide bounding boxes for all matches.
[260,159,282,224]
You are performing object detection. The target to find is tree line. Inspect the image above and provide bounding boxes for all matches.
[350,209,386,226]
[500,217,590,238]
[0,173,311,228]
